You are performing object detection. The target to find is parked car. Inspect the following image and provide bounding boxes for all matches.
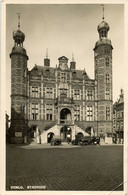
[90,137,100,145]
[72,136,91,146]
[72,136,100,146]
[50,138,62,146]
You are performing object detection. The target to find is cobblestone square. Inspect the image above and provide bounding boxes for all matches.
[6,144,123,191]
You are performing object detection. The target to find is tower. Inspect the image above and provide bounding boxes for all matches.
[9,14,29,143]
[94,8,113,136]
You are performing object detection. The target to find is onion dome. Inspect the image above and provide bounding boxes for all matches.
[13,30,25,45]
[97,20,110,32]
[97,20,110,39]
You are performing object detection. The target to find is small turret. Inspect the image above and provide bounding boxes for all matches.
[44,48,50,66]
[70,53,76,70]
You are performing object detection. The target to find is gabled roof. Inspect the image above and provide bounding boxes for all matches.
[72,70,90,80]
[29,65,90,80]
[29,65,55,77]
[58,56,69,60]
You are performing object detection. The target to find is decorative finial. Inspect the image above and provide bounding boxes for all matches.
[72,52,74,61]
[17,13,20,30]
[101,4,105,21]
[46,48,48,58]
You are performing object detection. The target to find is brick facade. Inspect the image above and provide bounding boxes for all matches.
[9,19,113,144]
[113,89,124,143]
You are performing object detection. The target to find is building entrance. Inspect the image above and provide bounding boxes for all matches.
[47,132,54,143]
[60,108,71,124]
[29,125,37,138]
[60,126,72,142]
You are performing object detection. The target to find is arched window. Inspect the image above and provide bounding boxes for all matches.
[105,88,110,100]
[106,57,110,66]
[106,74,110,83]
[45,69,50,75]
[24,69,27,77]
[106,107,110,120]
[101,30,104,37]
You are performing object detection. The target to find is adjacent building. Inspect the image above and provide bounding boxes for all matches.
[113,89,124,144]
[6,113,10,143]
[9,15,113,144]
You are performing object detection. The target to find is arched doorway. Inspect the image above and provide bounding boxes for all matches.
[47,132,54,143]
[29,125,37,138]
[86,127,94,136]
[60,108,71,123]
[60,126,72,142]
[76,132,84,139]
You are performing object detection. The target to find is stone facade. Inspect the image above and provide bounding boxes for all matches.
[9,18,113,144]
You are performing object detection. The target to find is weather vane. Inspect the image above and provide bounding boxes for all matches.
[101,4,105,21]
[17,13,20,30]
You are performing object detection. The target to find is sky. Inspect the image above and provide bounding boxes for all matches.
[6,3,124,116]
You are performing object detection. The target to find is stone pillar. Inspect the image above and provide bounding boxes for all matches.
[36,126,40,144]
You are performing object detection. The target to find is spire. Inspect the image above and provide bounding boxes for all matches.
[97,5,110,38]
[101,4,105,21]
[72,52,74,61]
[70,52,76,70]
[44,48,50,66]
[17,13,20,30]
[13,13,25,46]
[46,48,48,58]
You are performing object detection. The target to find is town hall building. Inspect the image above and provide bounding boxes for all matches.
[9,14,113,144]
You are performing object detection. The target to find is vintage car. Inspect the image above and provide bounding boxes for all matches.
[50,138,62,146]
[90,137,100,145]
[72,137,90,146]
[72,136,100,146]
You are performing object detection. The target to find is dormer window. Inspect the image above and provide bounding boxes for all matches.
[45,69,50,76]
[72,71,76,78]
[34,67,38,71]
[45,69,50,72]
